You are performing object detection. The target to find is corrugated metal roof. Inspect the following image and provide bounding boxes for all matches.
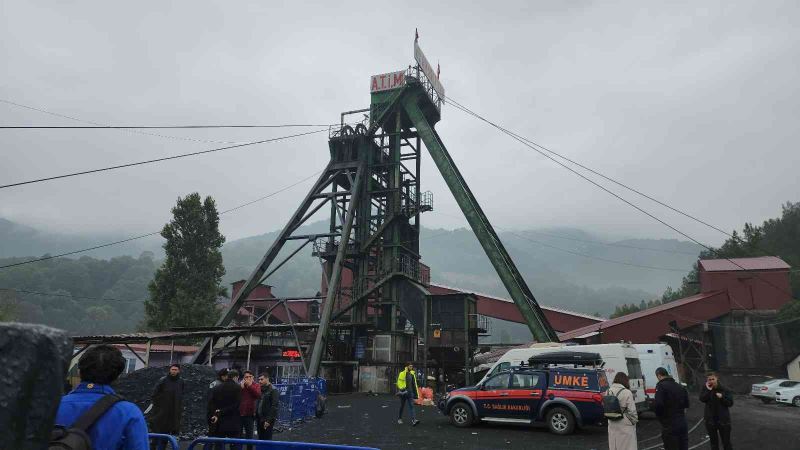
[115,343,198,353]
[558,290,725,341]
[429,283,605,321]
[699,256,790,272]
[72,322,365,344]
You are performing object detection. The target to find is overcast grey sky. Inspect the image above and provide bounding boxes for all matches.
[1,1,798,247]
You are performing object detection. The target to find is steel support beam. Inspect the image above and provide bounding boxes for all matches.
[308,162,365,377]
[191,163,351,363]
[283,301,308,375]
[402,91,558,342]
[124,343,147,366]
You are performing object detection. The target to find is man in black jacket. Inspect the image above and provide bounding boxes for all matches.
[700,372,734,450]
[208,369,243,447]
[654,367,690,450]
[150,364,184,436]
[257,373,280,440]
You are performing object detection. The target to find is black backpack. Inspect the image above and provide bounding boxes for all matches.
[603,388,626,421]
[49,394,122,449]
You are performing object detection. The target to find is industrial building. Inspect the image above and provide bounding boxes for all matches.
[66,40,796,396]
[559,256,797,388]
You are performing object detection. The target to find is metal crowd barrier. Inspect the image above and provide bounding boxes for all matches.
[148,433,180,450]
[274,377,327,427]
[186,437,379,450]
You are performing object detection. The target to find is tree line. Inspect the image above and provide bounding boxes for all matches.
[611,201,800,322]
[0,192,227,334]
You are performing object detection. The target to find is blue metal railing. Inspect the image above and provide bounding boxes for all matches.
[187,437,379,450]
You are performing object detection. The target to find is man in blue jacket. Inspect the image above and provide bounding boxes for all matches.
[55,344,149,449]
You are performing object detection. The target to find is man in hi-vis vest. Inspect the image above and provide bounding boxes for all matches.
[396,362,420,426]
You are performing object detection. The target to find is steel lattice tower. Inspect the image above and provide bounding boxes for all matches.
[192,41,557,373]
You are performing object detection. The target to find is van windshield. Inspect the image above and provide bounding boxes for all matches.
[626,358,643,379]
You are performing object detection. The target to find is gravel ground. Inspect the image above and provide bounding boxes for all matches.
[173,392,799,449]
[275,393,799,450]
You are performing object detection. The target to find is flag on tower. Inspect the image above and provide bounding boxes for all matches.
[415,28,419,43]
[437,62,440,78]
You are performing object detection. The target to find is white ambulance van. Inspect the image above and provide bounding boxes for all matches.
[479,342,647,411]
[633,343,680,409]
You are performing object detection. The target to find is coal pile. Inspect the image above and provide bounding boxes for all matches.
[114,364,216,440]
[0,323,72,449]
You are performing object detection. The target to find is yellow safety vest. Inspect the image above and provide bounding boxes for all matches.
[396,369,420,398]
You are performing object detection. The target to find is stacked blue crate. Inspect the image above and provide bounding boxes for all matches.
[273,377,328,426]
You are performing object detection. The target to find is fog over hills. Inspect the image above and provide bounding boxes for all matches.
[0,217,702,317]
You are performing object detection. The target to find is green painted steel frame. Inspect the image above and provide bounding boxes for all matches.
[398,82,558,343]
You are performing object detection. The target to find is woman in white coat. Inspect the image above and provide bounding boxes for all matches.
[607,372,639,450]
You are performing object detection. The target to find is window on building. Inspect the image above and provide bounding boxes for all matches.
[125,358,137,374]
[373,335,392,363]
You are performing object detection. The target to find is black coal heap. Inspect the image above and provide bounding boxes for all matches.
[114,364,216,440]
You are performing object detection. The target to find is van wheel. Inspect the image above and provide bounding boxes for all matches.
[546,407,575,435]
[793,397,800,407]
[450,403,474,427]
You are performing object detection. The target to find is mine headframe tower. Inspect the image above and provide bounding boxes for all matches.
[192,39,558,372]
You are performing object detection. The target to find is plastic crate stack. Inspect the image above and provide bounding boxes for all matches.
[274,377,327,428]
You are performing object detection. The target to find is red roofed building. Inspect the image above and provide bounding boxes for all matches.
[560,256,792,344]
[559,256,796,388]
[230,280,319,325]
[322,265,603,343]
[427,284,603,334]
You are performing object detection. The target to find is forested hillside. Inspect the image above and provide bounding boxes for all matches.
[0,216,707,334]
[0,253,156,334]
[612,202,800,318]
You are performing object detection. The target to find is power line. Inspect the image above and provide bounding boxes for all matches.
[1,98,253,145]
[515,228,698,256]
[0,124,338,129]
[446,96,735,239]
[0,129,326,190]
[218,171,322,215]
[0,170,323,270]
[0,287,143,304]
[427,218,698,256]
[447,98,798,300]
[506,231,688,272]
[435,211,689,272]
[665,309,800,330]
[0,98,360,144]
[0,232,161,269]
[448,100,715,251]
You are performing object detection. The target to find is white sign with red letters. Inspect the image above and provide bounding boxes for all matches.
[370,70,406,93]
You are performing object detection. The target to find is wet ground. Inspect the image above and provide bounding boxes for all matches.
[179,392,799,449]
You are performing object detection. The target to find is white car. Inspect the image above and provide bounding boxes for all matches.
[775,382,800,407]
[751,379,791,403]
